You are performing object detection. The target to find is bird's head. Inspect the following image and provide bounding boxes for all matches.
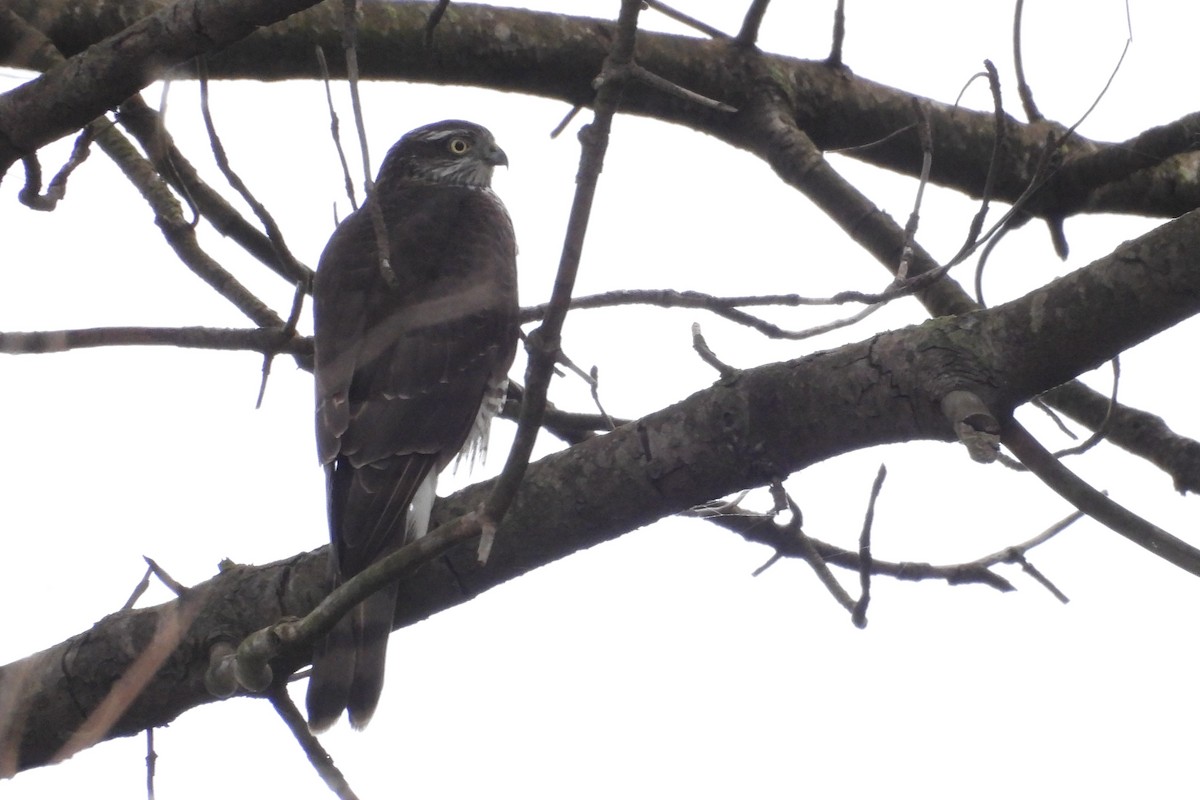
[377,120,508,189]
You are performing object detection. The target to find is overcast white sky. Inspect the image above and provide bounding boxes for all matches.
[3,2,1199,798]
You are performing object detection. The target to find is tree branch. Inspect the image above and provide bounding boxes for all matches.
[0,326,310,357]
[5,1,1199,218]
[5,203,1200,770]
[0,0,328,176]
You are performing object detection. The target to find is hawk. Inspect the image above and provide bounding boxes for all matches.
[305,120,519,731]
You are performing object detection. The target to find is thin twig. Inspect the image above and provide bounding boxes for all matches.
[257,281,309,407]
[17,123,96,211]
[121,566,154,611]
[1003,358,1122,472]
[1031,398,1079,439]
[1050,356,1120,459]
[644,0,730,38]
[897,100,933,281]
[520,288,869,322]
[1010,552,1069,603]
[145,729,156,800]
[953,60,1005,276]
[523,287,887,341]
[0,326,310,358]
[198,64,305,281]
[692,496,1095,593]
[1054,2,1132,145]
[477,0,647,561]
[228,511,495,692]
[549,105,584,139]
[851,465,886,628]
[98,127,286,327]
[116,96,314,286]
[314,45,358,211]
[691,323,739,381]
[143,557,187,596]
[587,366,617,432]
[154,78,201,227]
[1002,420,1200,578]
[626,63,736,113]
[268,687,359,800]
[779,489,857,615]
[829,123,919,156]
[339,0,396,287]
[500,384,629,445]
[1012,0,1042,123]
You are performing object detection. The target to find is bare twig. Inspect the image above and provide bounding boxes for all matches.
[897,101,933,281]
[121,566,154,612]
[1033,2,1134,257]
[1057,3,1132,144]
[776,488,858,615]
[1002,358,1122,472]
[222,511,495,695]
[92,122,288,327]
[256,281,309,407]
[197,64,310,402]
[549,105,584,139]
[625,63,736,114]
[736,0,772,47]
[339,0,396,288]
[954,60,1005,282]
[523,287,883,319]
[1051,357,1120,459]
[0,326,310,359]
[587,366,617,432]
[477,0,647,561]
[691,323,739,381]
[1012,0,1042,123]
[145,729,156,800]
[314,45,358,211]
[17,123,96,210]
[1010,552,1069,604]
[116,95,315,286]
[143,557,187,597]
[692,496,1094,593]
[829,123,919,156]
[826,0,846,66]
[268,688,359,800]
[1002,420,1200,577]
[643,0,730,39]
[500,384,629,445]
[1039,382,1200,495]
[851,465,887,628]
[523,287,886,341]
[741,45,1198,499]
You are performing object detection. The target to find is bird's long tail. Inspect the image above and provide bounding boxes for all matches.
[306,470,437,731]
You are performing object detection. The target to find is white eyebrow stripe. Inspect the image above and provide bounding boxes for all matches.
[416,129,471,141]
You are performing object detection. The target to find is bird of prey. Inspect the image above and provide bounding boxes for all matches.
[305,120,519,731]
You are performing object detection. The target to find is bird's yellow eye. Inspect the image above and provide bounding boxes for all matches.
[448,138,471,155]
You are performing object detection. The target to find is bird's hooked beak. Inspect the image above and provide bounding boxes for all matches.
[484,143,509,169]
